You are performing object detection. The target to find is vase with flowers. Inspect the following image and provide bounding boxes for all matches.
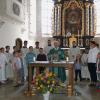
[32,71,63,100]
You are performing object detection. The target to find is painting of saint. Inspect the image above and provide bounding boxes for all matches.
[65,3,82,35]
[85,39,89,46]
[79,39,83,47]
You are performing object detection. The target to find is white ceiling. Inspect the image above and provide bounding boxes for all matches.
[94,0,100,3]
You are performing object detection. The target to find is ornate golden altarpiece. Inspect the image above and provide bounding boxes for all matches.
[52,0,95,48]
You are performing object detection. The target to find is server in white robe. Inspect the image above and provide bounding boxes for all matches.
[44,39,53,55]
[21,41,28,80]
[68,41,80,61]
[33,41,40,56]
[33,41,40,75]
[5,46,14,79]
[0,48,7,83]
[81,50,90,79]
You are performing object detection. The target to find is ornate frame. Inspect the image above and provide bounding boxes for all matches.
[62,0,84,36]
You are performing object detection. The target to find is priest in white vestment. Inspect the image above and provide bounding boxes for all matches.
[68,41,80,61]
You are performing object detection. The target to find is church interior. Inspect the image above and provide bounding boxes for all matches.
[0,0,100,100]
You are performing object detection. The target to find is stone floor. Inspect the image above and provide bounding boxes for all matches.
[0,81,100,100]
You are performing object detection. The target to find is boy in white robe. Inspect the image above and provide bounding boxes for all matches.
[68,41,80,61]
[5,46,14,80]
[44,39,53,55]
[21,41,28,80]
[0,48,7,84]
[81,50,90,80]
[33,41,40,56]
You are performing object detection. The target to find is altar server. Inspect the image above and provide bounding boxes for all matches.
[21,41,28,80]
[68,41,80,61]
[0,48,7,84]
[5,46,14,79]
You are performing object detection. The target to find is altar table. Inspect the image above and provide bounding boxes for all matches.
[27,61,74,96]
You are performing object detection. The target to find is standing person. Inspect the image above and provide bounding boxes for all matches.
[97,52,100,81]
[68,41,80,61]
[33,41,40,56]
[44,39,53,55]
[12,46,17,55]
[25,46,36,65]
[21,40,28,81]
[0,48,7,84]
[87,41,99,86]
[36,48,47,73]
[25,46,36,78]
[12,50,24,87]
[19,51,24,85]
[74,54,82,82]
[48,41,66,82]
[5,46,14,80]
[81,50,90,80]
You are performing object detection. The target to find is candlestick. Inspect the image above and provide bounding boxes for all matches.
[78,30,79,46]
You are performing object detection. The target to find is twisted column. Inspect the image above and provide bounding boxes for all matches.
[57,4,62,35]
[54,6,57,35]
[89,4,93,36]
[93,5,96,36]
[85,3,90,35]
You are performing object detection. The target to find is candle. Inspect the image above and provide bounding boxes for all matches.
[33,57,36,62]
[66,57,69,62]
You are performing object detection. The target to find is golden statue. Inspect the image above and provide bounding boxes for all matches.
[69,34,77,47]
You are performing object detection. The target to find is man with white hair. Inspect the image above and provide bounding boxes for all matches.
[48,40,66,82]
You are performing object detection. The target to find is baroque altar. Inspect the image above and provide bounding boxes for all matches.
[52,0,95,48]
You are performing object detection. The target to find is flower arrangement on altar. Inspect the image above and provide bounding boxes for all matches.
[32,71,63,94]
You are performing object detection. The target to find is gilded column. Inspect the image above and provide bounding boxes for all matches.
[52,7,54,36]
[54,6,57,36]
[89,4,93,36]
[93,5,96,36]
[67,64,73,96]
[57,4,59,35]
[57,4,62,35]
[85,3,90,36]
[81,3,84,36]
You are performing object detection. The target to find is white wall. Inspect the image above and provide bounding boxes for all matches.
[0,21,35,51]
[94,35,100,49]
[0,0,36,51]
